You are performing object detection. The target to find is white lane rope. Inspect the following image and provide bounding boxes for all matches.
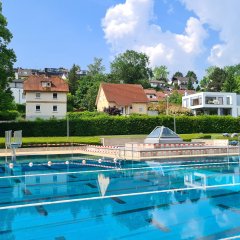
[0,181,240,210]
[0,161,238,180]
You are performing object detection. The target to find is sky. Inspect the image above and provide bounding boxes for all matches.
[2,0,240,79]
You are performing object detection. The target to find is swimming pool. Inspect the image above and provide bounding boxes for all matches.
[1,154,240,239]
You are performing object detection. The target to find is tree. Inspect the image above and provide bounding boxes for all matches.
[110,50,152,84]
[186,71,197,81]
[73,58,107,111]
[200,66,217,91]
[87,57,105,76]
[187,78,194,90]
[0,2,16,111]
[152,65,169,81]
[222,64,240,92]
[207,67,227,92]
[68,64,80,95]
[173,71,183,78]
[168,91,182,105]
[195,85,201,91]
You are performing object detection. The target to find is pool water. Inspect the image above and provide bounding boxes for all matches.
[1,154,240,239]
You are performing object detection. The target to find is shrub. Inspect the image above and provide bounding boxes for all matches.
[0,110,20,121]
[67,111,107,119]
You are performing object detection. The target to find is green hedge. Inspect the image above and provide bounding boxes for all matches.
[0,110,20,121]
[0,115,239,137]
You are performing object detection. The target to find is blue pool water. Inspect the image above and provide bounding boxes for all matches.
[1,154,240,239]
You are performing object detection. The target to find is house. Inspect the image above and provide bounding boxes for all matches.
[9,79,26,104]
[23,75,69,120]
[96,83,149,115]
[145,89,195,102]
[144,89,159,102]
[171,76,196,90]
[182,92,240,117]
[149,80,168,89]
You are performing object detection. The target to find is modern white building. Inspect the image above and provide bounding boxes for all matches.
[182,92,240,117]
[24,75,69,120]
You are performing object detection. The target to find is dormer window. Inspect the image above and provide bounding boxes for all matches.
[41,81,51,87]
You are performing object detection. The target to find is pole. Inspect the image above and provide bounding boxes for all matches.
[174,114,176,133]
[67,116,69,139]
[166,96,169,115]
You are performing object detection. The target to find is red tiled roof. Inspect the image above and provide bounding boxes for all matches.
[23,75,69,92]
[100,83,149,106]
[144,89,157,95]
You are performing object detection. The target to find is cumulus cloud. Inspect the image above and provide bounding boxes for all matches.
[102,0,207,76]
[182,0,240,66]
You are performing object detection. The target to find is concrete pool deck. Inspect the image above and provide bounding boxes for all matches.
[0,145,239,161]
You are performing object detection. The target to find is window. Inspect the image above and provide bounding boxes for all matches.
[36,105,40,112]
[53,105,57,112]
[53,93,57,99]
[226,96,232,105]
[130,106,133,109]
[139,107,143,112]
[36,92,40,98]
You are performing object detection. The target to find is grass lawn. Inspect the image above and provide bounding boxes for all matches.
[0,133,236,148]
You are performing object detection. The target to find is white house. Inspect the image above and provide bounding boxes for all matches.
[182,92,240,117]
[24,75,69,120]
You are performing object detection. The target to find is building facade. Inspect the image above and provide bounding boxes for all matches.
[24,76,69,120]
[182,92,240,117]
[96,83,149,115]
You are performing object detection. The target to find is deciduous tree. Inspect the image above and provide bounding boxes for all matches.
[68,64,80,95]
[110,50,152,84]
[0,2,16,110]
[152,65,169,81]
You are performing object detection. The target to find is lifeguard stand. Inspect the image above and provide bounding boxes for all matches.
[5,130,22,161]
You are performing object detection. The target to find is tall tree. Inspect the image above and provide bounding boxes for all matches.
[0,2,16,111]
[173,71,183,78]
[200,66,217,91]
[222,64,240,92]
[186,71,197,82]
[87,57,105,76]
[75,58,108,111]
[152,65,169,81]
[68,64,80,95]
[207,67,227,92]
[187,78,194,90]
[110,50,152,84]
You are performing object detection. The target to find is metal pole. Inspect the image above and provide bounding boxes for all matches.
[174,114,176,133]
[67,116,69,139]
[167,96,169,115]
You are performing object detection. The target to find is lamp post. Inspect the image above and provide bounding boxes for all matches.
[165,94,169,115]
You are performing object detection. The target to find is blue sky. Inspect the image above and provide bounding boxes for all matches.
[2,0,240,79]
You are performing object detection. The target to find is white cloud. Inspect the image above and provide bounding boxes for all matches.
[102,0,207,76]
[182,0,240,66]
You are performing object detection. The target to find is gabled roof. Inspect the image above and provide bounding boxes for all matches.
[23,75,69,92]
[99,83,149,106]
[144,89,157,95]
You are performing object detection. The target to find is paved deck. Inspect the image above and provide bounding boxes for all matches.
[0,146,239,161]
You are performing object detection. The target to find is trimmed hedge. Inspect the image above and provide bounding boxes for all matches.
[0,115,239,137]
